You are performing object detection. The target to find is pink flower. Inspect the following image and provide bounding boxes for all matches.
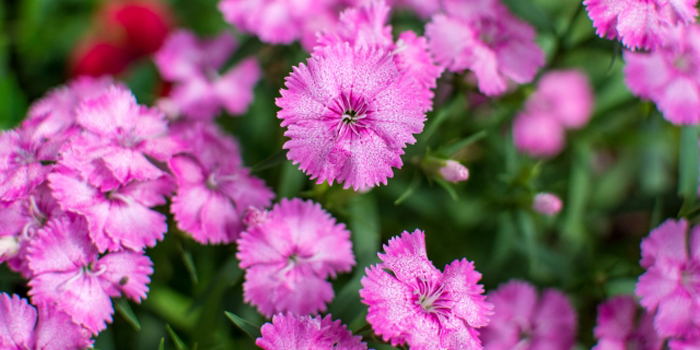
[154,30,261,119]
[393,30,444,108]
[256,313,367,349]
[636,218,700,338]
[512,113,566,158]
[0,293,92,349]
[481,280,577,350]
[237,198,355,316]
[532,192,563,216]
[360,229,493,349]
[624,24,700,125]
[169,123,274,244]
[66,85,182,190]
[440,160,469,183]
[526,70,594,129]
[425,1,544,96]
[277,43,428,190]
[27,217,153,334]
[48,166,173,252]
[387,0,440,18]
[584,0,698,50]
[593,295,662,350]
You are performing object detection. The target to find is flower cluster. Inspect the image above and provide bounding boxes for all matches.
[513,70,594,158]
[360,229,493,349]
[154,29,262,120]
[593,295,662,350]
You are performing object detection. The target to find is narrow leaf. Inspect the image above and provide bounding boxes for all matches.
[225,311,262,339]
[435,178,458,201]
[166,324,189,350]
[115,298,141,331]
[394,173,421,205]
[437,130,487,157]
[251,149,288,172]
[678,126,698,201]
[180,249,199,286]
[158,338,165,350]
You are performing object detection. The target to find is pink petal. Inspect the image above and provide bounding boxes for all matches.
[640,219,689,269]
[97,251,153,302]
[442,258,492,327]
[214,58,261,116]
[0,293,36,348]
[34,303,92,350]
[378,229,440,283]
[76,85,140,137]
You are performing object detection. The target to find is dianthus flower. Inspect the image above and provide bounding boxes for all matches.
[237,198,355,316]
[525,70,594,129]
[593,295,662,350]
[584,0,698,50]
[512,113,566,158]
[481,280,577,350]
[169,122,274,244]
[0,183,64,277]
[154,30,261,119]
[360,229,493,349]
[636,218,700,338]
[256,313,367,349]
[0,293,92,349]
[218,0,341,50]
[48,166,173,252]
[624,24,700,125]
[277,43,428,190]
[425,0,544,96]
[27,217,153,334]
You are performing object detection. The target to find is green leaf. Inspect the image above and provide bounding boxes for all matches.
[166,324,189,350]
[436,130,488,157]
[435,178,458,201]
[158,338,165,350]
[419,95,466,145]
[501,0,553,32]
[179,247,199,286]
[225,311,261,339]
[278,160,306,199]
[394,172,421,205]
[251,149,288,173]
[114,298,141,331]
[678,126,699,201]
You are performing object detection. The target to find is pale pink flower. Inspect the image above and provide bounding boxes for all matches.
[67,85,182,190]
[532,192,563,216]
[584,0,698,50]
[512,113,566,158]
[425,0,544,96]
[624,24,700,125]
[237,198,355,317]
[27,217,153,334]
[481,280,577,350]
[0,293,92,349]
[256,313,367,350]
[440,160,469,183]
[154,30,261,119]
[636,218,700,338]
[48,167,173,253]
[360,229,493,349]
[526,70,594,129]
[593,295,662,350]
[277,43,427,190]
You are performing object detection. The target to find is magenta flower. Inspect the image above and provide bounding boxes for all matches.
[593,295,662,350]
[532,192,563,216]
[0,293,92,349]
[481,280,577,350]
[512,113,566,158]
[237,198,355,317]
[256,313,367,350]
[360,229,493,349]
[48,167,173,252]
[66,85,182,190]
[584,0,698,50]
[624,24,700,125]
[526,70,594,129]
[154,30,262,119]
[425,0,544,96]
[636,218,700,338]
[277,43,428,190]
[169,123,274,244]
[27,217,153,334]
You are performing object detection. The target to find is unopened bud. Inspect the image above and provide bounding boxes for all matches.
[243,206,268,227]
[440,160,469,183]
[0,236,20,260]
[532,192,563,216]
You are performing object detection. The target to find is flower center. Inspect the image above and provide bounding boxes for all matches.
[328,93,372,138]
[414,276,453,316]
[673,53,694,74]
[681,262,700,294]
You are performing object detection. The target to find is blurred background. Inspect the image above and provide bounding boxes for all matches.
[0,0,689,348]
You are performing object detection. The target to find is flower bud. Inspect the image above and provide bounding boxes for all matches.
[532,192,563,216]
[439,160,469,183]
[243,206,268,227]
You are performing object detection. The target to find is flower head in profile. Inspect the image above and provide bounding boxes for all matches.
[425,0,544,96]
[27,217,153,334]
[169,122,274,244]
[154,30,261,119]
[256,313,367,350]
[237,198,355,317]
[584,0,698,50]
[636,218,700,338]
[481,280,577,350]
[0,293,92,349]
[624,24,700,125]
[532,192,563,216]
[593,295,662,350]
[277,43,428,190]
[360,229,493,349]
